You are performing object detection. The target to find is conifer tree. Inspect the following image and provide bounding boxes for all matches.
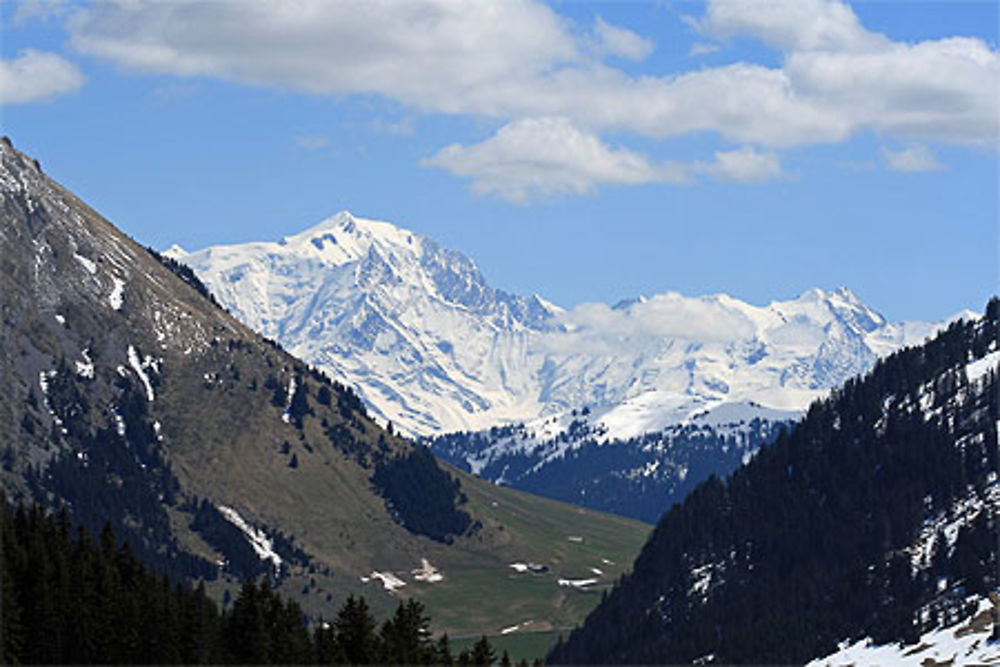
[334,595,378,664]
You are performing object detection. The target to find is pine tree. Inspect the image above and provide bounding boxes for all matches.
[335,595,378,664]
[469,635,495,665]
[225,578,270,664]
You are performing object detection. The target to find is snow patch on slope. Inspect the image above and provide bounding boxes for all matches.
[108,276,125,310]
[362,570,407,592]
[217,506,282,569]
[127,345,155,401]
[966,349,1000,385]
[73,252,96,274]
[75,348,94,379]
[808,596,999,666]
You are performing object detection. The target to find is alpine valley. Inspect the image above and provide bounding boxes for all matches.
[170,211,965,522]
[0,138,650,646]
[4,136,996,666]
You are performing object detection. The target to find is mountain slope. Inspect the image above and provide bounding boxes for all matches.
[0,137,649,639]
[170,214,945,438]
[548,301,999,664]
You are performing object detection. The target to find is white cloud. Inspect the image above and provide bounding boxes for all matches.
[63,0,996,198]
[699,147,784,183]
[541,293,758,355]
[699,0,888,52]
[0,50,85,105]
[881,145,944,172]
[67,0,578,111]
[592,17,654,61]
[67,0,998,150]
[422,117,689,202]
[423,121,783,201]
[784,38,999,147]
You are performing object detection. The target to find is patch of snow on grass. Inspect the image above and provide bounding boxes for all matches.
[127,345,155,401]
[281,376,297,424]
[108,277,125,310]
[217,505,282,569]
[412,558,443,583]
[73,253,96,274]
[500,620,533,635]
[366,571,406,592]
[75,349,94,379]
[558,578,598,588]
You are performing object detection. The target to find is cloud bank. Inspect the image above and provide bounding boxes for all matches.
[64,0,997,198]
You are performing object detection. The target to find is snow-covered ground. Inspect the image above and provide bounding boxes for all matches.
[108,276,125,310]
[411,558,443,583]
[362,570,407,592]
[809,596,1000,666]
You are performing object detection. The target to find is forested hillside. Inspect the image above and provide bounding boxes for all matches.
[550,300,999,664]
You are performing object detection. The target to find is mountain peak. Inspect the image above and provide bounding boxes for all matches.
[285,210,354,241]
[283,210,422,256]
[163,243,187,259]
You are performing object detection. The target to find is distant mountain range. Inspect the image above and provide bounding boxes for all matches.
[170,212,967,522]
[169,211,959,440]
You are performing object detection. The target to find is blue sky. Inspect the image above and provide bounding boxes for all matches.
[1,0,996,323]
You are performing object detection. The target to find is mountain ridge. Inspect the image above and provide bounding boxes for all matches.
[170,212,957,439]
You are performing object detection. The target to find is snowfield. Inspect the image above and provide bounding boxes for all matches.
[171,211,965,439]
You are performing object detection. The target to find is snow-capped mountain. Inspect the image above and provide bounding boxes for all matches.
[169,212,558,434]
[169,211,954,438]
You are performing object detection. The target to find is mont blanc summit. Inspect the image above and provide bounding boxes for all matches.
[171,213,947,438]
